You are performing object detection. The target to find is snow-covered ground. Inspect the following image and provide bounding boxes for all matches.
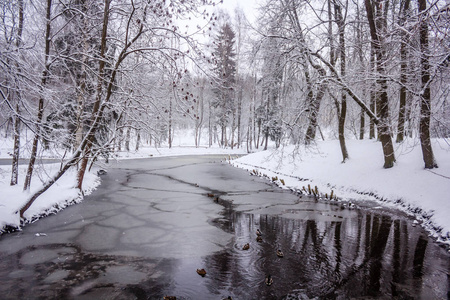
[231,138,450,246]
[0,162,100,231]
[1,133,449,247]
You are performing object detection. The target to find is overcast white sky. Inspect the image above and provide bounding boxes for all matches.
[218,0,259,24]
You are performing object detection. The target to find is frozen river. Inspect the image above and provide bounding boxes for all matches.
[0,155,448,299]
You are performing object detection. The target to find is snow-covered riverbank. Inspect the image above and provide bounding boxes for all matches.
[0,163,100,231]
[231,139,450,247]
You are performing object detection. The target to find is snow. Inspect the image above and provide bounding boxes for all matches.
[1,134,449,247]
[0,162,100,231]
[113,145,247,160]
[231,138,450,246]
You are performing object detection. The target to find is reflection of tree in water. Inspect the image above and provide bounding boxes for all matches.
[205,210,441,299]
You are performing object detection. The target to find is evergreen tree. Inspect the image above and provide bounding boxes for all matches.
[211,23,236,147]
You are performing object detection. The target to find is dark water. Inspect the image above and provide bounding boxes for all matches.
[206,210,449,299]
[0,156,448,299]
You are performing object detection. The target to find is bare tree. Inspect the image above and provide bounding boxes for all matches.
[23,0,53,191]
[365,0,396,168]
[334,1,349,162]
[417,0,437,169]
[396,0,411,143]
[19,0,218,216]
[9,0,24,186]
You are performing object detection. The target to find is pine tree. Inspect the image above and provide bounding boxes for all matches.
[211,23,236,147]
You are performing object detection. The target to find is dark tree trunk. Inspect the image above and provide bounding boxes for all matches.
[304,59,327,144]
[417,0,437,169]
[261,96,271,150]
[369,46,376,139]
[24,0,52,191]
[77,0,111,190]
[256,120,261,149]
[10,0,24,186]
[356,1,365,141]
[365,0,395,168]
[231,106,235,149]
[208,96,212,147]
[396,0,411,143]
[125,126,131,151]
[359,110,365,140]
[237,87,242,148]
[135,129,140,151]
[117,127,123,151]
[168,97,172,148]
[335,3,349,162]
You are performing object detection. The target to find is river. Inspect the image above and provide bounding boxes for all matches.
[0,155,448,299]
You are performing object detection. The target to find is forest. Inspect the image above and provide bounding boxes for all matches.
[1,0,449,216]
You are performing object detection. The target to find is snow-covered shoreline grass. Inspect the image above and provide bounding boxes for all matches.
[231,138,450,247]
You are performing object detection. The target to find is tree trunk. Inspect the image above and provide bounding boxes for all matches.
[335,2,349,162]
[231,107,235,149]
[396,0,411,143]
[73,0,90,152]
[76,0,111,191]
[288,4,319,145]
[256,120,261,149]
[237,87,242,149]
[20,156,81,217]
[365,0,395,168]
[356,1,365,141]
[208,96,212,147]
[117,127,123,151]
[11,104,20,186]
[197,85,204,147]
[23,0,52,191]
[359,110,365,140]
[417,0,437,169]
[369,45,376,139]
[135,129,140,151]
[10,0,24,186]
[168,96,172,148]
[125,126,131,151]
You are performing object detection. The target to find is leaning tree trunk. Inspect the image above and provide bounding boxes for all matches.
[288,3,323,146]
[365,0,395,168]
[23,0,52,191]
[417,0,437,168]
[77,0,111,191]
[305,58,327,143]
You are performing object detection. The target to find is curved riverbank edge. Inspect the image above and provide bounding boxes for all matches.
[230,155,450,250]
[0,166,101,235]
